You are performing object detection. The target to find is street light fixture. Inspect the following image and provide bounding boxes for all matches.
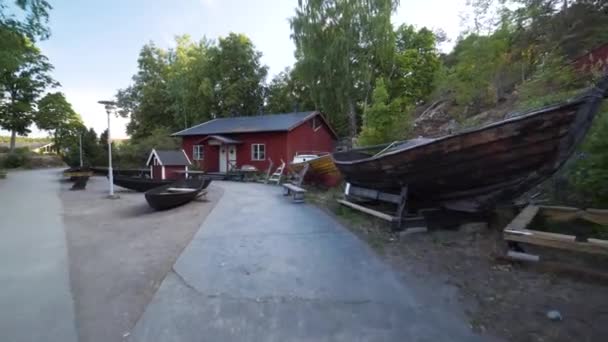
[98,100,118,199]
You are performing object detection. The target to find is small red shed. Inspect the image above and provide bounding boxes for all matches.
[172,111,337,173]
[146,149,192,180]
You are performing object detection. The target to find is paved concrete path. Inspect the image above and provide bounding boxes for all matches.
[130,182,483,342]
[0,169,78,342]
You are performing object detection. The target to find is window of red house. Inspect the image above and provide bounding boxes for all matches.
[251,144,266,161]
[193,145,204,160]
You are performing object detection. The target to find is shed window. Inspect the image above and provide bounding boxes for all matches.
[193,145,204,160]
[251,144,266,161]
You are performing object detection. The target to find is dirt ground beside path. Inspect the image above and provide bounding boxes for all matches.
[310,192,608,342]
[384,229,608,342]
[61,176,222,342]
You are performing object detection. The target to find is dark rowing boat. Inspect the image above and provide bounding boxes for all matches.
[145,178,212,211]
[333,76,608,212]
[113,175,173,192]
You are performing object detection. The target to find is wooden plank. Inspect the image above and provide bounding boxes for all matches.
[536,206,608,225]
[507,250,540,262]
[504,228,608,256]
[283,183,306,193]
[337,199,398,222]
[584,209,608,225]
[64,171,93,178]
[504,205,539,231]
[347,185,402,204]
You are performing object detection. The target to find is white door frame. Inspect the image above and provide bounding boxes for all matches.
[219,145,228,173]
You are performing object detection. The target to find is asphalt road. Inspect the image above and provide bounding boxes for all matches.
[0,169,78,342]
[129,182,484,342]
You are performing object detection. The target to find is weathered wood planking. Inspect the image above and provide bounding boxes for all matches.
[504,205,540,231]
[333,76,608,211]
[503,205,608,256]
[504,228,608,256]
[539,205,608,225]
[337,199,398,222]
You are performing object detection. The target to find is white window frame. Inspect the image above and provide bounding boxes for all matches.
[251,144,266,161]
[192,145,204,160]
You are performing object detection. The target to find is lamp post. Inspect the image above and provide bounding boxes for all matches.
[98,100,118,199]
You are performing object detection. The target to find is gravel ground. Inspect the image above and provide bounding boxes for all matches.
[60,176,222,342]
[321,199,608,342]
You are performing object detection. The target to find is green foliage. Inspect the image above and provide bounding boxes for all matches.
[516,54,587,109]
[117,34,269,139]
[291,0,400,138]
[390,25,440,103]
[114,128,180,168]
[61,127,105,168]
[207,33,268,117]
[0,0,52,41]
[571,106,608,207]
[0,135,49,144]
[1,1,51,80]
[36,92,84,154]
[1,147,31,168]
[357,78,411,146]
[265,67,315,113]
[0,27,56,150]
[117,42,173,139]
[437,28,514,112]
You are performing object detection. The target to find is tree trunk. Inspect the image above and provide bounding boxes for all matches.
[9,130,17,153]
[347,98,357,146]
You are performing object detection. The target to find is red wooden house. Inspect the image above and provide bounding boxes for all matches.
[146,149,192,180]
[573,42,608,74]
[172,111,337,172]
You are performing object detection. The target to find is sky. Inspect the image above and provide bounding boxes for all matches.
[14,0,469,139]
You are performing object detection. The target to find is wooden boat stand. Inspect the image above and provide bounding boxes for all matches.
[503,205,608,257]
[501,205,608,281]
[338,183,426,232]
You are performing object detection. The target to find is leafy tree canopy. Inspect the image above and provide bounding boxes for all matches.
[117,34,269,139]
[358,78,411,146]
[265,67,315,114]
[0,35,56,151]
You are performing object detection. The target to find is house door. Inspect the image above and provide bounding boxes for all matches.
[219,145,228,172]
[219,144,237,172]
[227,145,237,170]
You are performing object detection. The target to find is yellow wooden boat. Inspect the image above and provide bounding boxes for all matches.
[290,153,341,187]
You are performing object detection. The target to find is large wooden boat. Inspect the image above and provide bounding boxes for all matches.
[290,153,342,187]
[113,175,173,192]
[333,76,608,212]
[145,178,212,211]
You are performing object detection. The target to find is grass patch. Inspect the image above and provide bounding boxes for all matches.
[530,214,608,240]
[306,185,396,252]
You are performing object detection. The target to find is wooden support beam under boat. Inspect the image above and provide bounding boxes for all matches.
[337,199,398,222]
[345,184,402,204]
[341,183,421,232]
[503,204,608,256]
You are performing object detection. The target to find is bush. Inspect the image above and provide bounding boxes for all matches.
[114,128,180,168]
[1,148,32,169]
[570,105,608,207]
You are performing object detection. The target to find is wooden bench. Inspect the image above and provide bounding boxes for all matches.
[282,183,306,203]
